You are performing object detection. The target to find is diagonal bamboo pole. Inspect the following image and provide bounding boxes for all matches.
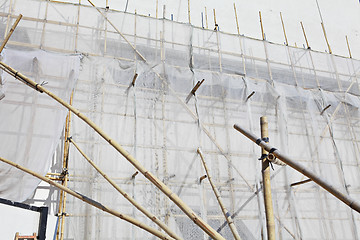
[233,124,360,213]
[197,148,242,240]
[0,14,22,53]
[0,62,225,240]
[69,138,182,240]
[0,156,174,240]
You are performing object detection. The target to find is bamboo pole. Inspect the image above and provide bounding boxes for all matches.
[69,138,182,240]
[187,0,191,24]
[213,9,217,31]
[259,11,265,40]
[280,12,288,46]
[156,0,158,18]
[260,117,275,240]
[345,35,352,59]
[0,62,225,240]
[0,156,174,240]
[197,148,242,240]
[233,124,360,213]
[59,92,73,240]
[233,3,240,35]
[86,0,147,62]
[321,22,332,54]
[300,22,310,49]
[0,14,22,53]
[205,7,208,29]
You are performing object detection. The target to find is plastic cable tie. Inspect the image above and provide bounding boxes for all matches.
[262,137,269,143]
[255,138,262,145]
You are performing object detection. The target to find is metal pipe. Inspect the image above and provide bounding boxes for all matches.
[233,124,360,213]
[260,117,275,240]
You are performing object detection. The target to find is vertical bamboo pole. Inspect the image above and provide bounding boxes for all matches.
[260,117,275,240]
[321,22,332,54]
[59,92,73,240]
[233,3,240,35]
[213,9,217,30]
[259,11,265,40]
[156,0,158,18]
[300,22,310,49]
[188,0,191,24]
[279,12,288,46]
[0,14,22,53]
[197,149,242,240]
[345,36,352,59]
[205,7,208,29]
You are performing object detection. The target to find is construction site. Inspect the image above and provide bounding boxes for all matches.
[0,0,360,239]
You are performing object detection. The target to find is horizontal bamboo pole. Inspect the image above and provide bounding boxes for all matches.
[0,61,225,240]
[197,148,242,240]
[233,124,360,213]
[69,138,182,240]
[0,156,173,240]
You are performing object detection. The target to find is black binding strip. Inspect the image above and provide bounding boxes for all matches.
[269,148,277,154]
[14,71,18,78]
[255,138,262,145]
[262,137,269,142]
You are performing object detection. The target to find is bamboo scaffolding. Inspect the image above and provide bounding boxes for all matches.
[69,138,182,240]
[300,22,310,49]
[0,156,174,240]
[259,11,265,40]
[197,148,242,240]
[205,7,208,29]
[233,124,360,213]
[260,117,275,240]
[279,12,288,46]
[0,14,22,53]
[58,92,73,240]
[321,22,332,54]
[233,3,240,35]
[0,62,225,240]
[86,0,146,62]
[345,36,352,59]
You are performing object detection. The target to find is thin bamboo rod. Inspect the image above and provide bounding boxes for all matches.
[259,11,265,40]
[321,22,332,54]
[69,138,182,240]
[300,22,310,49]
[197,148,242,240]
[187,0,191,24]
[233,3,240,35]
[233,124,360,213]
[213,9,217,30]
[345,35,352,59]
[0,14,22,53]
[0,62,225,240]
[156,0,158,18]
[260,117,275,240]
[279,12,288,46]
[205,7,208,29]
[0,156,174,240]
[86,0,146,62]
